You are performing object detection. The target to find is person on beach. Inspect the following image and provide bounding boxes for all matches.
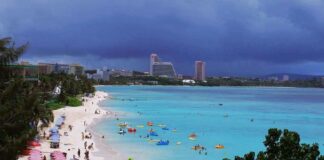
[68,125,73,131]
[77,148,81,157]
[43,156,46,160]
[85,150,89,160]
[84,141,87,149]
[82,132,84,140]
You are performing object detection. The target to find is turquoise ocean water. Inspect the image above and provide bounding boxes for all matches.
[95,86,324,160]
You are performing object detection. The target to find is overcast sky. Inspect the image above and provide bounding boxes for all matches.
[1,0,324,76]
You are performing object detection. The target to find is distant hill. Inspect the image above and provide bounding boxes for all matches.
[260,73,323,81]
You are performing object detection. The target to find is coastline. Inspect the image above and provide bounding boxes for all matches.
[18,91,114,160]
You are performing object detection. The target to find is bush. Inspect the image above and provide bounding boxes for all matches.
[66,97,82,106]
[46,100,64,110]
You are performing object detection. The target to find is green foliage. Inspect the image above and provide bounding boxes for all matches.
[0,37,97,159]
[46,100,65,110]
[234,128,323,160]
[0,80,53,159]
[66,97,82,106]
[0,37,28,88]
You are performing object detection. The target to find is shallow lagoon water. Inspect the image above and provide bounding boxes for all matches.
[95,86,324,160]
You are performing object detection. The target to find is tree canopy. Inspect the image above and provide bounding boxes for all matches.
[234,129,324,160]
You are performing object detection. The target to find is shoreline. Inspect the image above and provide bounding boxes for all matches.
[18,91,115,160]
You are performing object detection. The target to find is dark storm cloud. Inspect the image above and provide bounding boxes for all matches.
[1,0,324,75]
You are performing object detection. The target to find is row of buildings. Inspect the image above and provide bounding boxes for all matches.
[150,53,206,81]
[9,61,84,81]
[85,68,133,81]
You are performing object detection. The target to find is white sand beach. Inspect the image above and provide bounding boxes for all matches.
[18,91,122,160]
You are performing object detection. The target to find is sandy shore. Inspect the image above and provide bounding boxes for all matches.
[18,91,117,160]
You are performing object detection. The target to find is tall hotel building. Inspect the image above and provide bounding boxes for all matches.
[150,53,159,75]
[195,61,206,81]
[150,53,176,78]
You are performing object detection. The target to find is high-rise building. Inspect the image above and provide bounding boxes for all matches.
[152,62,176,78]
[150,53,159,75]
[195,61,206,81]
[282,75,289,81]
[149,53,176,78]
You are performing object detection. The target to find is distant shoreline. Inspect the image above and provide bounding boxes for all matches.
[96,84,324,89]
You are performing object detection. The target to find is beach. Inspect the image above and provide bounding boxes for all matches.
[18,91,116,160]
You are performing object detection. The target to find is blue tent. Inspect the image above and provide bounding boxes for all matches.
[49,127,59,133]
[50,133,60,142]
[55,117,64,126]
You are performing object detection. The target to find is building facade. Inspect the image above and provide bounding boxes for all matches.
[109,69,133,77]
[38,63,55,75]
[9,63,39,81]
[152,62,176,78]
[195,61,206,81]
[282,75,289,81]
[150,53,159,75]
[150,53,176,78]
[69,64,84,76]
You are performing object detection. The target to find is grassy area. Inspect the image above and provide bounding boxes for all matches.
[46,100,65,110]
[46,96,82,109]
[66,96,82,106]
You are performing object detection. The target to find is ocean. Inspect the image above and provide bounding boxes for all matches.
[94,85,324,160]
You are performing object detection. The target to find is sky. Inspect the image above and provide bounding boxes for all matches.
[1,0,324,76]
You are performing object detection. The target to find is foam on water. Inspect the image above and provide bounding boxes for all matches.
[94,86,324,160]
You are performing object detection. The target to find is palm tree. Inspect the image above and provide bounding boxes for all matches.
[0,37,53,159]
[0,37,28,85]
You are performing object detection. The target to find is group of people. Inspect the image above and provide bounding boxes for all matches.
[82,130,93,140]
[74,129,95,160]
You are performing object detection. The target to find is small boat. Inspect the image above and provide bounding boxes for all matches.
[176,141,182,145]
[188,133,197,140]
[215,144,224,149]
[147,139,160,143]
[147,122,153,126]
[149,131,158,136]
[156,140,169,145]
[128,128,137,132]
[118,129,126,134]
[136,125,144,128]
[118,122,128,128]
[162,127,169,130]
[192,145,203,150]
[172,129,177,132]
[157,124,166,127]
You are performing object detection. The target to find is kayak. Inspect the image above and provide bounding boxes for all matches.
[188,137,196,140]
[118,122,128,128]
[149,131,158,136]
[128,128,136,132]
[156,140,169,145]
[136,125,144,128]
[215,144,224,149]
[162,127,169,130]
[157,124,166,127]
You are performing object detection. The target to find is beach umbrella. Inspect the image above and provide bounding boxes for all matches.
[49,127,59,133]
[55,118,64,126]
[27,141,41,147]
[22,149,31,155]
[51,151,66,160]
[28,149,42,160]
[50,134,60,142]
